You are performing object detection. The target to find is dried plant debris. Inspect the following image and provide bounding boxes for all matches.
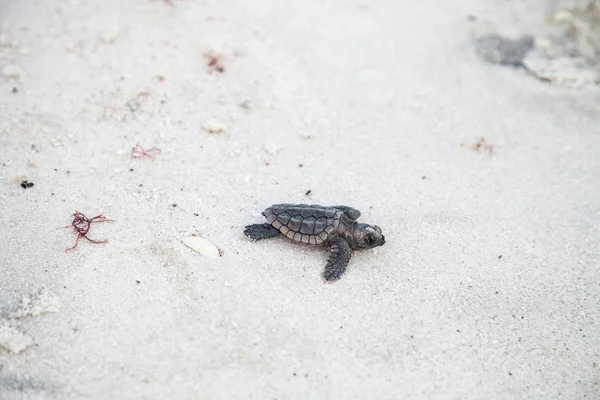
[65,211,113,252]
[521,0,600,86]
[475,2,600,86]
[182,235,222,258]
[462,137,495,154]
[549,1,600,64]
[131,142,162,160]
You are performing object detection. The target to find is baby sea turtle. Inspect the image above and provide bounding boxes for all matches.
[244,204,385,281]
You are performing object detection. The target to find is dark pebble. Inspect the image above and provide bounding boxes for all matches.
[474,34,534,66]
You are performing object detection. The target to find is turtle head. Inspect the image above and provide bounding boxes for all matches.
[352,223,385,249]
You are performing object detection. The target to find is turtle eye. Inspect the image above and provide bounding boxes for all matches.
[365,234,375,245]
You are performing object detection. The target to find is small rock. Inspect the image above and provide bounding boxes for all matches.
[20,180,34,189]
[182,235,221,258]
[2,64,23,79]
[202,119,227,134]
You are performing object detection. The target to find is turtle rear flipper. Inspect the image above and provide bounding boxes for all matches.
[244,223,281,241]
[323,237,352,281]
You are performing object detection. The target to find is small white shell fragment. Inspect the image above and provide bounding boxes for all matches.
[0,33,10,46]
[0,326,33,354]
[263,144,281,155]
[2,64,22,79]
[182,236,221,258]
[549,9,572,23]
[202,119,227,134]
[100,27,119,44]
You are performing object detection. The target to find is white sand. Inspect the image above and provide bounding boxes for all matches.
[1,0,599,399]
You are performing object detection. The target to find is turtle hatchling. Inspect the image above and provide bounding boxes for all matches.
[244,204,385,281]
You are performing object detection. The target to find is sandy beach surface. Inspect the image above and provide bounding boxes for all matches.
[1,0,599,399]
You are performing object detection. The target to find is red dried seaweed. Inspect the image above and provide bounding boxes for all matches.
[65,211,113,252]
[204,51,225,73]
[472,137,495,154]
[131,143,162,160]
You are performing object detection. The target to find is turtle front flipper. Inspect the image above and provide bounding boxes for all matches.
[332,206,361,220]
[244,223,281,240]
[323,237,352,281]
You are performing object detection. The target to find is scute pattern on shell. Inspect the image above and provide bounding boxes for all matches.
[263,204,342,245]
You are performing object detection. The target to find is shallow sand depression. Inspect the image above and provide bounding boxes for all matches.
[1,0,599,399]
